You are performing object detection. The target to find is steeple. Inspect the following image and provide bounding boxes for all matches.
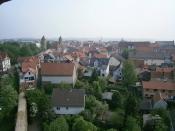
[57,36,63,51]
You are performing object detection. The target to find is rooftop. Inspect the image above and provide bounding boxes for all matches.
[41,63,75,76]
[52,88,85,107]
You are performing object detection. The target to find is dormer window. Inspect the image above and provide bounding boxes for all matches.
[29,72,30,75]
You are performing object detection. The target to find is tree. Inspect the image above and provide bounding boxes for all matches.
[108,110,124,130]
[44,117,69,131]
[98,77,108,91]
[122,60,137,88]
[106,129,118,131]
[121,49,129,59]
[110,92,122,109]
[90,69,98,82]
[0,85,18,120]
[123,116,141,131]
[26,89,51,122]
[85,95,108,120]
[123,94,138,127]
[72,117,97,131]
[92,81,102,99]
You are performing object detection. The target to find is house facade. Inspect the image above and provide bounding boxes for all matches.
[41,63,77,86]
[52,88,85,115]
[143,81,175,98]
[18,56,40,89]
[89,58,110,77]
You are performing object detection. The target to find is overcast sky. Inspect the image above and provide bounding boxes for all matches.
[0,0,175,40]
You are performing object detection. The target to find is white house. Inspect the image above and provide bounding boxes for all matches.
[144,59,164,66]
[0,52,11,72]
[89,58,110,77]
[41,63,77,86]
[52,88,85,115]
[113,66,122,81]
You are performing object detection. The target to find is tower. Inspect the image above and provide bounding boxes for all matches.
[41,36,47,50]
[57,36,62,52]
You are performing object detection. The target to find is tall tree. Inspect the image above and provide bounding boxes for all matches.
[72,117,97,131]
[44,117,69,131]
[122,60,137,88]
[0,85,18,120]
[26,89,51,122]
[110,92,122,109]
[121,49,129,59]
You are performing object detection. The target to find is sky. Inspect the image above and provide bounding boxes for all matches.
[0,0,175,40]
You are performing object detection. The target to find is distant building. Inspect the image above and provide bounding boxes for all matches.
[0,52,11,73]
[41,63,77,86]
[89,58,110,77]
[40,36,47,50]
[143,81,175,98]
[52,88,85,115]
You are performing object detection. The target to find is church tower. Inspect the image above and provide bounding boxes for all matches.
[57,36,62,52]
[41,36,47,50]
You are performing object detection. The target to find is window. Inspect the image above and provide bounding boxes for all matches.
[25,77,28,80]
[168,90,172,93]
[154,89,157,92]
[162,90,165,92]
[28,72,30,75]
[66,107,69,110]
[29,76,34,80]
[57,107,60,110]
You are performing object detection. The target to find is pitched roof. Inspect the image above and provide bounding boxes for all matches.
[20,56,39,73]
[93,53,107,59]
[143,81,175,90]
[41,63,75,76]
[52,88,85,107]
[129,51,168,60]
[89,58,109,67]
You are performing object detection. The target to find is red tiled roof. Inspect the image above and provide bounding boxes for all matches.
[93,53,107,59]
[143,81,175,90]
[20,56,39,73]
[41,63,75,76]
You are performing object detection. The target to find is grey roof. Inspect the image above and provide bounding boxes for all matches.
[111,53,125,62]
[129,51,169,60]
[52,88,85,107]
[89,58,109,67]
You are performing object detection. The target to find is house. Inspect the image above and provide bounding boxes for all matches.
[41,63,77,86]
[18,56,40,89]
[0,52,11,73]
[143,81,175,98]
[111,65,122,81]
[89,58,110,77]
[52,88,85,115]
[129,51,167,66]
